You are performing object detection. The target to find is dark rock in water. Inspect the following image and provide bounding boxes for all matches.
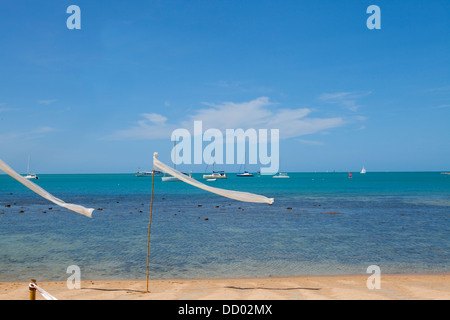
[204,218,209,221]
[0,212,4,214]
[97,208,103,211]
[5,204,11,208]
[324,212,342,215]
[18,210,24,213]
[216,206,219,208]
[43,211,47,213]
[198,204,202,207]
[9,193,13,195]
[286,207,292,210]
[48,208,53,210]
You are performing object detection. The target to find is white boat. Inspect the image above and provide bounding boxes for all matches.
[135,170,163,177]
[237,163,254,177]
[203,171,227,179]
[360,167,366,174]
[273,172,289,179]
[24,156,39,180]
[162,138,193,182]
[206,178,216,181]
[161,175,179,182]
[161,172,192,182]
[236,171,253,177]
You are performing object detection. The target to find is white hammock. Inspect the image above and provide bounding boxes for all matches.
[153,153,274,204]
[0,159,94,218]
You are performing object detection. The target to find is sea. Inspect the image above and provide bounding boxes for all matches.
[0,172,449,281]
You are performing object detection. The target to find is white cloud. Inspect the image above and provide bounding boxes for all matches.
[297,139,325,146]
[32,126,56,134]
[38,99,57,105]
[319,91,371,112]
[0,126,56,143]
[105,97,349,141]
[103,113,175,140]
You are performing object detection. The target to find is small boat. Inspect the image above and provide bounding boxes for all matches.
[203,171,227,179]
[348,172,353,178]
[273,172,290,179]
[237,171,253,177]
[161,138,193,182]
[162,172,192,182]
[360,167,366,174]
[135,170,163,177]
[206,178,216,181]
[24,156,38,180]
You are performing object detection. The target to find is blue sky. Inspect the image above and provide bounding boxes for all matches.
[0,0,449,173]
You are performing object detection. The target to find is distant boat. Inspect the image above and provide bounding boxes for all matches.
[348,172,353,178]
[360,167,366,174]
[206,178,216,181]
[203,171,227,179]
[237,171,253,177]
[161,172,192,182]
[162,137,192,182]
[237,163,254,177]
[24,156,38,180]
[440,172,450,175]
[135,171,163,177]
[273,172,290,179]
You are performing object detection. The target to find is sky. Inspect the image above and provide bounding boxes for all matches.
[0,0,449,173]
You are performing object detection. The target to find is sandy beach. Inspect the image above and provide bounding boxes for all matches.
[1,274,448,300]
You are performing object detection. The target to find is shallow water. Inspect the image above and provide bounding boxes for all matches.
[0,172,449,281]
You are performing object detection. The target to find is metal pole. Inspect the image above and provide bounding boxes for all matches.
[146,169,155,293]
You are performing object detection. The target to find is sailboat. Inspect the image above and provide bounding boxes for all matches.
[273,172,290,178]
[24,156,39,180]
[236,163,253,177]
[348,172,353,178]
[360,166,366,174]
[203,162,227,179]
[162,139,192,182]
[135,170,163,177]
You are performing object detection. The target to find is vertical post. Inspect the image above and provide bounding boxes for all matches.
[146,168,155,293]
[29,279,36,300]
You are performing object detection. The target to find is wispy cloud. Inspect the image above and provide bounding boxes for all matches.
[297,139,325,146]
[38,99,57,105]
[104,97,349,141]
[0,126,56,143]
[32,126,56,134]
[436,104,450,109]
[103,112,175,140]
[319,91,372,112]
[0,103,19,113]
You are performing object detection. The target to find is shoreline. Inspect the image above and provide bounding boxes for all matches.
[1,273,449,300]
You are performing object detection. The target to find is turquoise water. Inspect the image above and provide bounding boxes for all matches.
[0,172,449,281]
